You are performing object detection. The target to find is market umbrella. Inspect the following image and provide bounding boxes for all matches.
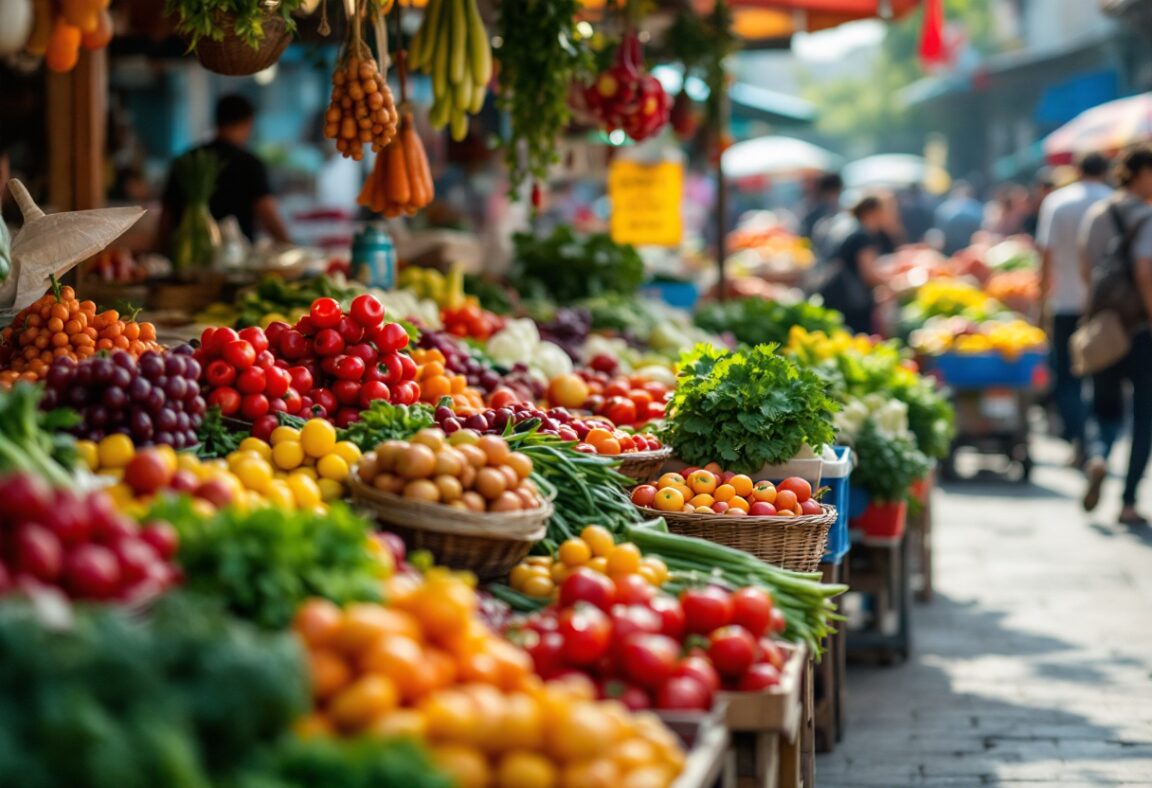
[721,136,841,179]
[841,153,948,189]
[1043,92,1152,165]
[699,0,921,43]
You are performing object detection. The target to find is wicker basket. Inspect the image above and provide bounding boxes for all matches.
[350,473,552,579]
[194,13,292,77]
[617,447,673,482]
[636,503,836,573]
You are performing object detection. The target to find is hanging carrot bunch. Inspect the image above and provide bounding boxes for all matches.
[24,0,113,73]
[322,1,399,161]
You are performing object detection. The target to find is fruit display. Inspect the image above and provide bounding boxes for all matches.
[358,111,435,217]
[196,294,419,427]
[41,347,205,449]
[985,269,1039,306]
[580,30,670,141]
[517,577,788,711]
[0,282,160,385]
[508,525,668,600]
[324,39,400,161]
[909,317,1046,357]
[356,429,543,513]
[633,469,821,518]
[409,347,486,413]
[408,0,492,140]
[0,472,179,604]
[294,570,686,787]
[397,264,466,310]
[432,400,663,456]
[441,300,505,340]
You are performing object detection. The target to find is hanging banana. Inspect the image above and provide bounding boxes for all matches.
[408,0,492,141]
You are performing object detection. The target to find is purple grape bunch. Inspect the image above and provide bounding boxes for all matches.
[433,402,601,443]
[41,345,205,449]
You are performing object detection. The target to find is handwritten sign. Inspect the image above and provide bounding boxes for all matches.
[608,161,683,247]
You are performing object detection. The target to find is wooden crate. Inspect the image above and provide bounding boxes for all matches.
[662,702,735,788]
[813,561,847,753]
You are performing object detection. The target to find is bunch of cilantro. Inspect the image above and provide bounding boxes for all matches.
[662,344,839,474]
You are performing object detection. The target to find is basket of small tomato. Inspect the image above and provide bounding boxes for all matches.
[630,467,835,573]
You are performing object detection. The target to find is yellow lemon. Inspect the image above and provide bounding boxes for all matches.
[317,478,345,502]
[317,454,350,482]
[271,440,305,471]
[97,434,135,469]
[300,419,337,458]
[271,425,301,446]
[238,437,272,461]
[332,440,362,466]
[287,473,323,509]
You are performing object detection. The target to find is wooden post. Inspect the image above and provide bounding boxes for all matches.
[47,47,108,211]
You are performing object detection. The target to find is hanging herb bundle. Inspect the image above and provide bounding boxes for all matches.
[170,149,223,276]
[323,0,400,161]
[167,0,305,51]
[495,0,592,196]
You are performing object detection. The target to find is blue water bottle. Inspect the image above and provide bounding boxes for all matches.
[351,223,396,289]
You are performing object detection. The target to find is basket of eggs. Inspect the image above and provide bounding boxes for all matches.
[350,428,552,579]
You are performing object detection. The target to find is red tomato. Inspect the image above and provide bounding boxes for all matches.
[738,663,781,691]
[559,568,616,611]
[349,293,385,327]
[240,394,270,420]
[397,353,418,381]
[252,414,279,442]
[238,326,269,355]
[313,329,345,357]
[558,605,612,666]
[336,315,365,345]
[287,366,313,393]
[254,350,276,369]
[202,327,239,357]
[601,680,652,711]
[603,380,630,398]
[312,388,338,415]
[359,380,391,407]
[393,380,420,405]
[646,594,686,641]
[642,381,667,397]
[309,297,342,329]
[278,329,309,360]
[380,354,404,385]
[777,477,812,503]
[680,586,734,635]
[333,379,361,406]
[707,626,758,678]
[345,342,378,365]
[526,631,568,679]
[609,604,662,646]
[614,573,656,605]
[283,389,303,414]
[236,367,266,395]
[334,355,366,381]
[644,401,668,421]
[207,387,241,416]
[264,321,289,348]
[222,340,256,370]
[672,655,721,695]
[264,366,292,398]
[758,639,786,671]
[602,396,637,426]
[268,397,287,414]
[619,633,680,690]
[334,407,360,428]
[629,389,654,408]
[656,675,712,711]
[730,587,775,638]
[769,607,787,635]
[374,322,410,353]
[65,543,121,599]
[139,521,179,561]
[488,388,518,409]
[294,315,316,336]
[205,359,236,388]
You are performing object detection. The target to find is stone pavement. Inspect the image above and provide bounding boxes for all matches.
[816,437,1152,787]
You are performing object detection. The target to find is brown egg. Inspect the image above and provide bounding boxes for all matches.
[403,479,440,502]
[477,435,511,466]
[435,474,464,503]
[374,440,408,473]
[491,491,524,512]
[357,452,379,481]
[457,444,488,470]
[506,452,533,480]
[396,444,437,480]
[461,491,486,512]
[434,447,465,478]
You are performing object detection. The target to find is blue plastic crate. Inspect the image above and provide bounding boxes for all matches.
[638,281,700,310]
[932,351,1045,389]
[821,446,854,564]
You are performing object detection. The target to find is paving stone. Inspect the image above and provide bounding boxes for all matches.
[815,436,1152,786]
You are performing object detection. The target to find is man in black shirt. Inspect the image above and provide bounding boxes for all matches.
[819,196,885,334]
[157,94,290,249]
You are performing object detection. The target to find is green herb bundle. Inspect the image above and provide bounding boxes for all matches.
[339,400,437,451]
[694,297,844,347]
[495,0,592,195]
[662,343,838,473]
[850,420,931,504]
[230,737,452,788]
[167,0,304,51]
[0,382,77,487]
[152,497,382,630]
[509,227,645,302]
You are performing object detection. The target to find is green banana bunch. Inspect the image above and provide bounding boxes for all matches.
[408,0,491,141]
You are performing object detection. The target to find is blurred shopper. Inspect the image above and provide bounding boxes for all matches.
[157,94,290,249]
[984,184,1030,237]
[1036,152,1111,464]
[801,172,843,240]
[934,182,983,255]
[1079,146,1152,525]
[898,183,935,243]
[819,196,885,335]
[876,190,905,254]
[1022,169,1056,237]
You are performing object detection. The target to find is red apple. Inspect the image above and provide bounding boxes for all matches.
[749,502,778,517]
[800,499,822,516]
[712,501,730,513]
[630,484,658,507]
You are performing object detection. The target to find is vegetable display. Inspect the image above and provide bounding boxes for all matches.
[635,468,820,518]
[409,0,492,139]
[358,111,435,217]
[694,297,843,348]
[0,382,77,487]
[324,11,399,162]
[509,227,646,303]
[662,344,838,474]
[508,524,668,600]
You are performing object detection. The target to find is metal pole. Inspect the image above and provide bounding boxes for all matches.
[714,83,729,301]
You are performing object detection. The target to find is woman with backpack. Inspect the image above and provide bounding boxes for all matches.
[1078,146,1152,525]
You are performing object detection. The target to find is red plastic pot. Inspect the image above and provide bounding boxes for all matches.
[851,500,907,539]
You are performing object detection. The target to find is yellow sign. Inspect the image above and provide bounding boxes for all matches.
[608,160,683,247]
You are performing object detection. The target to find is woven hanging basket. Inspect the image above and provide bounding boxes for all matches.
[194,12,293,77]
[635,503,837,574]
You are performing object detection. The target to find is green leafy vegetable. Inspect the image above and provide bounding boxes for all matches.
[151,497,383,630]
[509,227,645,303]
[0,382,77,487]
[166,0,304,51]
[662,343,839,473]
[849,420,931,504]
[694,298,843,347]
[228,736,452,788]
[339,401,436,452]
[196,407,246,459]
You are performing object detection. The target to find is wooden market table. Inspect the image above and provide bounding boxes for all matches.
[845,530,912,664]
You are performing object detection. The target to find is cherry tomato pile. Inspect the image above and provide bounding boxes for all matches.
[0,472,180,604]
[196,295,420,427]
[577,372,671,426]
[441,300,505,340]
[519,573,789,713]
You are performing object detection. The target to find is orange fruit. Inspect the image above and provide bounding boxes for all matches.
[431,744,490,788]
[729,474,754,497]
[308,648,352,700]
[713,484,737,502]
[606,543,642,576]
[334,604,423,655]
[726,496,750,513]
[775,490,798,512]
[329,674,400,731]
[752,481,777,503]
[652,487,685,512]
[656,472,686,489]
[703,462,723,475]
[293,597,344,648]
[688,493,715,508]
[686,470,718,494]
[360,635,437,701]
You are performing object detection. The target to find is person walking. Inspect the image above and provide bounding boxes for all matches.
[1079,146,1152,525]
[819,195,886,335]
[1035,152,1112,464]
[933,182,984,255]
[157,94,291,249]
